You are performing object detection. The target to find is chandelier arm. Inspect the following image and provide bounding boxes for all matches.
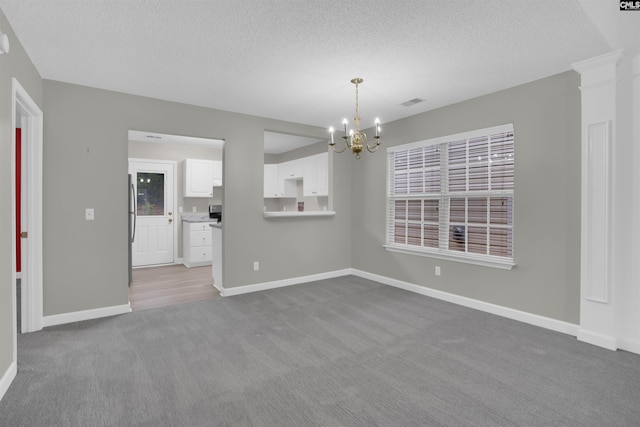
[366,136,381,153]
[343,135,353,149]
[330,143,347,153]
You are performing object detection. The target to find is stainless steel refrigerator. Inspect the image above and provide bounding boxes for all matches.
[128,174,136,285]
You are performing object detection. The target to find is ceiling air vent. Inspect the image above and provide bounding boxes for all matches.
[401,98,425,107]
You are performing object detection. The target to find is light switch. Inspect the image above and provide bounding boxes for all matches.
[85,208,94,221]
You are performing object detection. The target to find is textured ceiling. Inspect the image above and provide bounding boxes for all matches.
[0,0,611,130]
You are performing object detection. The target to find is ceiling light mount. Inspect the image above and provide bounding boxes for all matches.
[329,77,381,159]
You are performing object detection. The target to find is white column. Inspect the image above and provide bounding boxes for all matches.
[572,49,623,350]
[628,53,640,353]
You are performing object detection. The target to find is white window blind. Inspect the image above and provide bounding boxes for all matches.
[386,124,514,267]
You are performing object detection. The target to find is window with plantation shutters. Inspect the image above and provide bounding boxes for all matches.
[385,124,515,269]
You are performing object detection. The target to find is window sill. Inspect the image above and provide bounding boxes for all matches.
[383,244,515,270]
[263,211,336,218]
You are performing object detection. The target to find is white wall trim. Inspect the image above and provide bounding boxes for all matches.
[12,78,44,336]
[584,120,611,304]
[223,268,579,337]
[351,269,580,337]
[0,361,18,400]
[219,269,353,297]
[632,53,640,355]
[213,282,224,294]
[572,50,622,351]
[577,328,617,351]
[384,245,515,270]
[617,338,640,355]
[572,49,623,87]
[0,362,17,403]
[42,304,131,328]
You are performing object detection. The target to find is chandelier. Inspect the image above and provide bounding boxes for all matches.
[329,77,381,159]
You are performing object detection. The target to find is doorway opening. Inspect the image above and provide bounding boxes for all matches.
[11,78,44,346]
[127,130,224,311]
[129,264,218,311]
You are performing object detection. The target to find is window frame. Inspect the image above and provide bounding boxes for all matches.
[384,124,515,270]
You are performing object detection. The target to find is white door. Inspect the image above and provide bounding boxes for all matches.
[129,160,175,266]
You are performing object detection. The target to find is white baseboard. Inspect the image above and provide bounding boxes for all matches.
[351,269,580,337]
[618,338,640,354]
[219,268,579,339]
[213,282,224,294]
[220,269,353,297]
[577,328,618,351]
[0,361,17,403]
[42,303,131,328]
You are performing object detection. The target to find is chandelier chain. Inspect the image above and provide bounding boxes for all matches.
[354,80,360,131]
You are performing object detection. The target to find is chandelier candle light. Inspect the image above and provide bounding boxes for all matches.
[329,77,381,159]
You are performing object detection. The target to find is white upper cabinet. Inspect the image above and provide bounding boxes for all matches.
[278,158,304,181]
[264,152,328,199]
[212,160,222,187]
[303,153,328,197]
[265,163,296,198]
[263,164,278,197]
[184,158,215,197]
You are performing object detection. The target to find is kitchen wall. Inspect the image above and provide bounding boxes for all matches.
[351,71,582,324]
[128,139,223,258]
[0,8,43,396]
[42,80,352,317]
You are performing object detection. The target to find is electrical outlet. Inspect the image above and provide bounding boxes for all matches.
[253,261,260,271]
[192,206,197,213]
[435,266,441,276]
[85,208,94,221]
[178,206,183,213]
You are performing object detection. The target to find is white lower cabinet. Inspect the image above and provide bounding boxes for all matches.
[183,221,214,267]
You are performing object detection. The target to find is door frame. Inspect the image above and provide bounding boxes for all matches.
[11,78,44,343]
[128,158,178,266]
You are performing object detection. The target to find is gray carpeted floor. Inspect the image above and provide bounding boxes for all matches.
[1,275,639,426]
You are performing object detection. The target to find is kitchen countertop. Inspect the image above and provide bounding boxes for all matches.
[181,214,217,223]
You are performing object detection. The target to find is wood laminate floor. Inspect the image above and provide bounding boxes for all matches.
[129,264,220,311]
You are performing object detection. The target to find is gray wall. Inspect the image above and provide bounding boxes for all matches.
[0,9,43,386]
[128,139,222,258]
[350,71,582,323]
[42,80,352,316]
[265,140,327,164]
